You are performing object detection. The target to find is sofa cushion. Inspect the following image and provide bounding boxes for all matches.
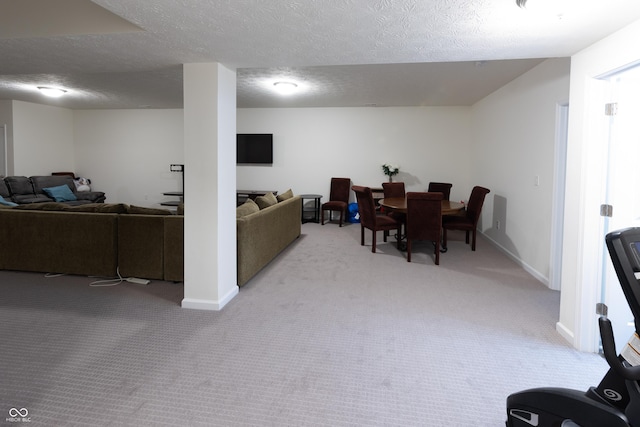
[236,199,259,218]
[0,179,10,199]
[0,195,18,207]
[4,176,47,204]
[127,205,172,215]
[254,192,278,209]
[31,175,75,194]
[42,184,78,202]
[276,189,294,202]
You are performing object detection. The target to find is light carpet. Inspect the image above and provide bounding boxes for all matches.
[0,222,609,426]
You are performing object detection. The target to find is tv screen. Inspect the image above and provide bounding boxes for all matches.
[237,134,273,164]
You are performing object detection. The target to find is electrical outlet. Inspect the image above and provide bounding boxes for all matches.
[496,220,501,230]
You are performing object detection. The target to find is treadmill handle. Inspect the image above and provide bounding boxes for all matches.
[599,316,640,381]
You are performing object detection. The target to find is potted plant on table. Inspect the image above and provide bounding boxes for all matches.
[382,163,400,182]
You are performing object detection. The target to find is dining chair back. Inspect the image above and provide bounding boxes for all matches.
[352,185,401,253]
[443,186,490,251]
[427,182,453,201]
[381,181,406,235]
[406,192,443,264]
[382,182,406,198]
[321,177,351,227]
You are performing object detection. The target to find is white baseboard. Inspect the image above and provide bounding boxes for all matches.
[181,286,239,311]
[481,232,549,287]
[555,321,575,346]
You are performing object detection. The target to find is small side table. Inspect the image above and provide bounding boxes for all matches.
[300,194,322,223]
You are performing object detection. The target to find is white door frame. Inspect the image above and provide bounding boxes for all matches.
[549,103,569,291]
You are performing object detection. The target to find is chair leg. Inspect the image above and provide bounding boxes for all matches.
[321,209,325,225]
[371,230,377,253]
[360,224,365,246]
[471,229,476,251]
[407,239,412,262]
[339,210,344,227]
[465,230,470,244]
[434,239,440,265]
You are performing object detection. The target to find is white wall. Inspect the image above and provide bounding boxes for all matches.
[73,109,184,206]
[12,101,75,176]
[471,58,571,283]
[237,107,473,202]
[560,19,640,351]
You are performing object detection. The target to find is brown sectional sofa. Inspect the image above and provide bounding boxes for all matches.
[236,195,301,286]
[0,193,301,287]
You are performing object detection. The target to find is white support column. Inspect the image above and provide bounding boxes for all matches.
[182,62,238,310]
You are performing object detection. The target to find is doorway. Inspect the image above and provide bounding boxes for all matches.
[597,64,640,351]
[549,103,569,291]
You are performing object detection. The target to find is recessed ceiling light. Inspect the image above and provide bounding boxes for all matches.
[516,0,572,18]
[273,81,298,95]
[37,86,67,98]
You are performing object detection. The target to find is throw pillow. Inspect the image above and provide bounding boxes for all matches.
[127,205,172,215]
[42,184,77,202]
[276,188,294,202]
[0,195,18,207]
[254,192,278,209]
[236,199,259,218]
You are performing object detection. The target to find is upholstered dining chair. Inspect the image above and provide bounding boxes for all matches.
[442,186,490,251]
[321,177,351,227]
[382,181,406,237]
[382,181,405,198]
[352,185,401,253]
[427,182,453,201]
[406,192,443,264]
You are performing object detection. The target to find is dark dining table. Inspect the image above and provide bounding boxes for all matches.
[378,197,465,252]
[378,197,465,215]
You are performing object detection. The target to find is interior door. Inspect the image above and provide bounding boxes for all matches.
[600,65,640,351]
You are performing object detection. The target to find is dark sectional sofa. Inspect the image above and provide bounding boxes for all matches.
[0,203,182,280]
[0,192,302,287]
[0,175,105,205]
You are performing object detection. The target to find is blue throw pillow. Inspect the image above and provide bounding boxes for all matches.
[43,184,77,202]
[0,195,18,207]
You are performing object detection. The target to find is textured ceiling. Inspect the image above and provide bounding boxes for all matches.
[1,0,640,109]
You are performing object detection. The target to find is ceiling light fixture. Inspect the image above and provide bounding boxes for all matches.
[273,81,298,95]
[37,86,67,98]
[516,0,571,17]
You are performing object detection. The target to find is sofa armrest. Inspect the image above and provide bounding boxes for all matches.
[164,216,184,282]
[236,196,301,286]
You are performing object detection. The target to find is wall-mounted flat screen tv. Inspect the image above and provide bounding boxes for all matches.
[237,133,273,164]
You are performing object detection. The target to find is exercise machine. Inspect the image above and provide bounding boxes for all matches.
[506,227,640,427]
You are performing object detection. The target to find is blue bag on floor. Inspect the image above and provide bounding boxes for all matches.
[347,202,360,223]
